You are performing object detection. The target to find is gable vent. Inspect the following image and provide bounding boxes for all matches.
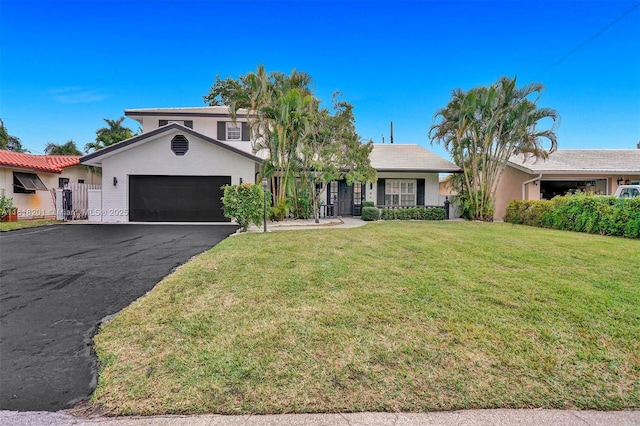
[171,135,189,156]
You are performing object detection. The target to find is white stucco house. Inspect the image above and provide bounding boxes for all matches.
[0,150,100,220]
[80,106,459,223]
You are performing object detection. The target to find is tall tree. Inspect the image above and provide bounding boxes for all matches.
[0,118,29,152]
[209,65,314,218]
[84,117,134,153]
[301,94,376,222]
[429,76,559,221]
[204,65,375,221]
[44,140,82,155]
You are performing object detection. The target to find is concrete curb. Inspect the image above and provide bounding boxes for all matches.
[2,409,639,426]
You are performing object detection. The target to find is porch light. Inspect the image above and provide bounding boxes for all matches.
[113,177,118,186]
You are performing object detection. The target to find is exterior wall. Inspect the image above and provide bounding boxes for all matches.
[140,115,248,140]
[139,115,254,156]
[494,168,640,220]
[99,130,257,222]
[87,189,102,222]
[370,172,440,206]
[494,167,536,220]
[0,165,99,220]
[612,175,640,193]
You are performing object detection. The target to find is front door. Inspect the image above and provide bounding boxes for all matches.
[338,180,353,216]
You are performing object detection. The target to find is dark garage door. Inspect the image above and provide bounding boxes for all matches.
[129,175,231,222]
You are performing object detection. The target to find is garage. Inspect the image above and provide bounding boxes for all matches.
[129,175,231,222]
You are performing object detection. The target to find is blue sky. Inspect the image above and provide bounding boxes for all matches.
[1,0,639,161]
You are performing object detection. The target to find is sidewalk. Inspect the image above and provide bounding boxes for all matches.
[2,409,639,426]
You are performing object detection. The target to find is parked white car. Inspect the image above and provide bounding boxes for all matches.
[614,185,640,198]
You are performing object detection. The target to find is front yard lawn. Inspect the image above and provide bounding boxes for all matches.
[92,222,640,415]
[0,219,61,232]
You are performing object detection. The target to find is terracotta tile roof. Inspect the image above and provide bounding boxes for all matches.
[0,150,81,173]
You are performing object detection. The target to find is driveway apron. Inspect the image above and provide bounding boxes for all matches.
[0,224,237,411]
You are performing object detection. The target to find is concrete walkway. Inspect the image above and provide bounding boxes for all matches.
[246,217,366,232]
[1,409,639,425]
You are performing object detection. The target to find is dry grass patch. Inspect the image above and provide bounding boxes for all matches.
[92,222,640,415]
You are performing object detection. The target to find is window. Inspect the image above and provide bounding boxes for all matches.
[226,122,241,141]
[619,188,640,198]
[328,181,338,205]
[78,179,85,184]
[14,172,47,194]
[353,183,362,205]
[385,179,416,206]
[58,178,70,188]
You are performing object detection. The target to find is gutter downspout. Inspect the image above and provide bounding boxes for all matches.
[522,174,543,200]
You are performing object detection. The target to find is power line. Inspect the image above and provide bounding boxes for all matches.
[536,2,640,77]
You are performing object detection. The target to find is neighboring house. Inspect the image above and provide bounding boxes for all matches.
[81,106,460,223]
[493,149,640,220]
[0,150,100,220]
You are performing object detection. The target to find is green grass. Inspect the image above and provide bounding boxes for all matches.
[91,222,640,415]
[0,219,61,231]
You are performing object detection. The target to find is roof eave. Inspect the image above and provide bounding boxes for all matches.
[375,168,463,173]
[0,164,63,174]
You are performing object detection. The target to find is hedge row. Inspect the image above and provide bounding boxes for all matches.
[504,195,640,238]
[361,206,446,221]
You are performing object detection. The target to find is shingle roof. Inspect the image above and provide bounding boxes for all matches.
[0,150,80,173]
[370,144,460,172]
[509,150,640,174]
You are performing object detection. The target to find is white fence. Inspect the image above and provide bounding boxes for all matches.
[52,183,101,220]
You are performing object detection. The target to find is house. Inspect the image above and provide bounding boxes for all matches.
[493,149,640,220]
[81,106,460,223]
[0,150,100,220]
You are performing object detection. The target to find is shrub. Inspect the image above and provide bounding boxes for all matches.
[361,206,380,221]
[505,195,640,238]
[0,189,15,218]
[379,207,446,221]
[222,183,269,231]
[362,201,375,208]
[421,207,446,220]
[269,199,290,222]
[380,208,396,220]
[291,189,313,219]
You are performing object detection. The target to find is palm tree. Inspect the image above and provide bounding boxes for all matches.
[227,65,314,218]
[430,76,559,220]
[44,140,82,155]
[84,117,134,153]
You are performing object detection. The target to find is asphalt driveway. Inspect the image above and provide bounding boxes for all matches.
[0,224,237,412]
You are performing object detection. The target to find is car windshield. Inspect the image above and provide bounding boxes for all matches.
[620,188,640,198]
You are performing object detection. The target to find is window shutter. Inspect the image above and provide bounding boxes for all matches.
[241,122,250,141]
[417,179,425,206]
[377,179,385,206]
[217,122,226,140]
